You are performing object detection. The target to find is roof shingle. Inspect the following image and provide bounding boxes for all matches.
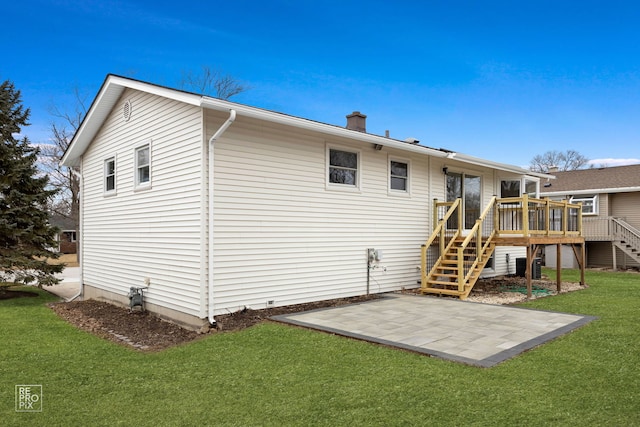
[543,164,640,193]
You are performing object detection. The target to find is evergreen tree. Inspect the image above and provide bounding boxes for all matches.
[0,80,63,288]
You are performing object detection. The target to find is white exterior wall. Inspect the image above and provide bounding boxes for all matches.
[209,113,431,314]
[81,89,206,317]
[79,89,533,321]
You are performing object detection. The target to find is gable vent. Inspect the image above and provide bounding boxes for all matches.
[123,100,132,122]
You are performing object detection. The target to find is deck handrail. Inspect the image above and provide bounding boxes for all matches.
[612,217,640,251]
[458,196,497,288]
[421,199,461,289]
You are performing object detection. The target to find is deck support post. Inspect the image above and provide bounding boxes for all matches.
[556,244,562,293]
[580,242,586,286]
[526,245,532,298]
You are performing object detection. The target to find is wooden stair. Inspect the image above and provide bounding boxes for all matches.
[421,238,496,299]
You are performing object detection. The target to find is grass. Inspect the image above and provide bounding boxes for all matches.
[2,269,639,426]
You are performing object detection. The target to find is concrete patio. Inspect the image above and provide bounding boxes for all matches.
[272,293,596,367]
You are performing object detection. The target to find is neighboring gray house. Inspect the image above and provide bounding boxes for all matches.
[541,164,640,270]
[61,74,555,329]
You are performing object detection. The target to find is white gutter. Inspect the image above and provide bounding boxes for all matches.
[541,186,640,197]
[207,109,236,325]
[68,167,83,301]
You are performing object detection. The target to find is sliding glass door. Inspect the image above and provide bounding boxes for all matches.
[446,172,481,230]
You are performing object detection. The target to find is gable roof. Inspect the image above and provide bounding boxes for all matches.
[49,214,76,230]
[541,164,640,196]
[61,74,551,179]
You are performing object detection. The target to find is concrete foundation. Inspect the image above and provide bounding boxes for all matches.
[82,284,208,331]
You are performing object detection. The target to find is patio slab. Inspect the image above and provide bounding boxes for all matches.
[272,293,596,367]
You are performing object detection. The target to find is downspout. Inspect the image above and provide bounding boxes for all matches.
[207,109,236,326]
[69,167,83,301]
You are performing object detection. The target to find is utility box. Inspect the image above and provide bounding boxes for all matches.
[128,287,146,311]
[516,257,542,279]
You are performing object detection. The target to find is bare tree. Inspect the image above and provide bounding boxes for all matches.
[529,149,589,173]
[40,88,88,235]
[180,66,249,99]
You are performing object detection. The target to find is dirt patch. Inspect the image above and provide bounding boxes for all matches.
[48,277,587,352]
[42,253,79,267]
[0,289,40,300]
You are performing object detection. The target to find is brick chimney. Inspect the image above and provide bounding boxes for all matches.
[346,111,367,132]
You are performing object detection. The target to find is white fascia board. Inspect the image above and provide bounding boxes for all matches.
[200,97,450,158]
[109,75,202,106]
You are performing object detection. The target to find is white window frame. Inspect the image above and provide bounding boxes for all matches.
[388,156,410,195]
[134,141,152,190]
[524,178,539,198]
[326,145,360,191]
[104,155,116,195]
[570,194,598,215]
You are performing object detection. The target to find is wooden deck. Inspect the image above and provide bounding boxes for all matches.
[421,196,585,299]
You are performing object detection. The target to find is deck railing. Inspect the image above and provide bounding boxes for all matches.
[421,196,583,290]
[420,199,461,283]
[495,195,582,237]
[612,217,640,251]
[457,196,497,289]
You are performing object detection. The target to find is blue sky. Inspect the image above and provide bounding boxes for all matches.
[4,0,640,168]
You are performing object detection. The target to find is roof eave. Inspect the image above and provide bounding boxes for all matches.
[199,97,452,158]
[61,74,551,179]
[541,186,640,197]
[449,152,555,179]
[60,75,202,168]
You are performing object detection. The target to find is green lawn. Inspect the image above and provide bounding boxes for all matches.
[2,269,639,426]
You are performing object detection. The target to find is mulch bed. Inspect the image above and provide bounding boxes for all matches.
[49,294,379,352]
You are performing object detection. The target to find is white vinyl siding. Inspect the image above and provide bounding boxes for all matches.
[209,113,430,315]
[81,89,204,317]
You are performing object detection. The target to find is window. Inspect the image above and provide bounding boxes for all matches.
[390,159,409,192]
[501,180,520,198]
[501,178,539,198]
[571,195,598,215]
[135,143,151,188]
[525,179,538,198]
[104,157,116,194]
[328,148,358,187]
